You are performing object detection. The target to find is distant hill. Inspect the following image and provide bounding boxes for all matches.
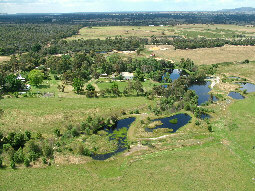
[219,7,255,12]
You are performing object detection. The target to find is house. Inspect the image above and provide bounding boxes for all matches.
[121,72,134,80]
[100,73,108,78]
[16,74,26,82]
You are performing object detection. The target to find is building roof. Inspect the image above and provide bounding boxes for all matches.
[121,72,134,77]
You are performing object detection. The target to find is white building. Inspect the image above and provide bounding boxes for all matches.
[16,74,26,82]
[121,72,134,80]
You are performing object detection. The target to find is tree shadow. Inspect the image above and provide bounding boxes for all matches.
[37,85,50,89]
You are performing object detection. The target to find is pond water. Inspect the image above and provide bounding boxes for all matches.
[228,76,241,79]
[92,117,135,160]
[145,113,191,133]
[188,81,217,105]
[200,114,211,120]
[162,69,182,82]
[238,82,255,93]
[228,92,245,100]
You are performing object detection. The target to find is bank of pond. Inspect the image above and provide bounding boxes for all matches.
[93,113,192,160]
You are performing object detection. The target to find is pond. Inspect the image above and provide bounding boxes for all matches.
[92,117,135,160]
[162,69,182,82]
[145,113,191,133]
[228,92,245,100]
[188,81,217,105]
[200,113,211,120]
[238,82,255,93]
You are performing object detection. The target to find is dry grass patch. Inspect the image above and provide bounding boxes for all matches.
[147,45,255,65]
[0,56,10,63]
[216,62,255,83]
[66,26,175,40]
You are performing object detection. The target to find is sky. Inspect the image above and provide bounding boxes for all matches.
[0,0,254,14]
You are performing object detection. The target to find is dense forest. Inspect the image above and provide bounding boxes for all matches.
[1,12,255,55]
[0,24,82,55]
[1,12,255,25]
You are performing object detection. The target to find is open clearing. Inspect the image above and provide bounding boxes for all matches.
[0,139,254,190]
[66,24,255,40]
[0,56,10,63]
[216,61,255,82]
[147,45,255,65]
[0,97,151,134]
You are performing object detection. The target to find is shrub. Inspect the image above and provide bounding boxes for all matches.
[169,118,178,124]
[208,125,213,132]
[83,148,91,156]
[54,128,61,137]
[13,148,24,164]
[134,109,140,114]
[24,140,42,162]
[24,130,31,141]
[24,158,30,167]
[71,128,79,137]
[42,144,53,158]
[3,143,11,151]
[195,120,201,126]
[42,157,47,164]
[80,122,86,131]
[36,132,42,139]
[12,133,26,150]
[0,157,3,167]
[10,160,16,169]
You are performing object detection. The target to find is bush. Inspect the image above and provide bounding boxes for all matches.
[25,130,31,141]
[10,160,15,169]
[13,148,24,164]
[24,140,42,162]
[24,158,30,167]
[169,118,178,124]
[54,128,61,137]
[3,143,11,151]
[134,109,140,114]
[83,147,91,157]
[0,157,3,167]
[36,132,42,139]
[208,125,213,132]
[195,120,201,126]
[71,128,79,137]
[42,144,53,158]
[42,157,47,164]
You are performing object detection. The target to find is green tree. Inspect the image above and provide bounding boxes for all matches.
[72,78,84,94]
[28,69,44,87]
[3,74,23,92]
[86,83,95,91]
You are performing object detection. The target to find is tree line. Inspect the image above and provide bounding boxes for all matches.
[0,24,82,55]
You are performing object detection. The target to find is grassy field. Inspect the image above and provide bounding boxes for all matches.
[0,97,151,134]
[66,24,255,40]
[0,138,254,190]
[96,79,162,92]
[147,45,255,65]
[216,61,255,82]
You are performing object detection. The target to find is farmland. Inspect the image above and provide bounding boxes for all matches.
[1,20,255,191]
